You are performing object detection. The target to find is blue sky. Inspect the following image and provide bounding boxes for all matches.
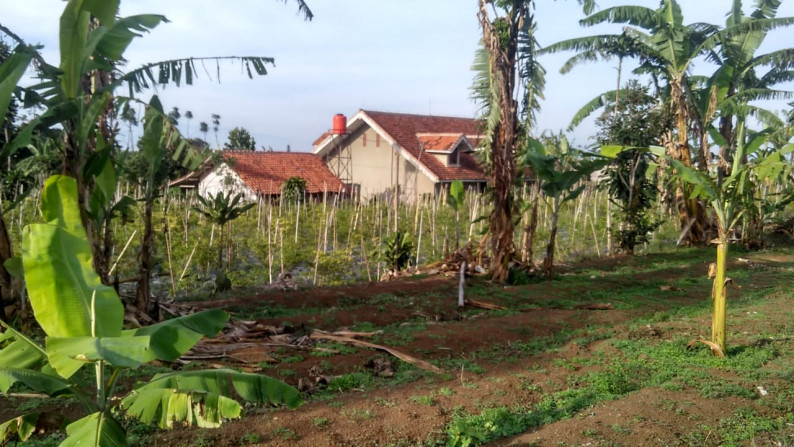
[2,1,793,151]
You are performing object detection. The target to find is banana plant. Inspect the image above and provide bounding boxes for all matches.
[663,131,793,354]
[446,180,465,250]
[192,191,256,271]
[525,133,608,278]
[0,176,301,446]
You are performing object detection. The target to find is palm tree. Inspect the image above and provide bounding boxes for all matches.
[185,110,193,138]
[199,121,209,143]
[211,113,221,148]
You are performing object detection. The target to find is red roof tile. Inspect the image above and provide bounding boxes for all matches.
[362,110,485,181]
[222,151,344,195]
[416,133,466,153]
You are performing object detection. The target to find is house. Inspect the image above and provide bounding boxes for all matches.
[168,151,345,201]
[312,110,487,200]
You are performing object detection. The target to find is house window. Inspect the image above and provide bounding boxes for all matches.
[363,133,367,147]
[376,134,380,147]
[448,148,460,166]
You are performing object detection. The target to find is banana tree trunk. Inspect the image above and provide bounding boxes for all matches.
[669,80,708,245]
[522,183,540,265]
[0,208,13,322]
[711,232,729,353]
[543,198,560,279]
[135,198,154,316]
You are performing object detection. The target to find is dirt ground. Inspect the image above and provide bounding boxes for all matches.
[4,251,793,446]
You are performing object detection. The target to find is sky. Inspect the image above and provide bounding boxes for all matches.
[2,0,793,152]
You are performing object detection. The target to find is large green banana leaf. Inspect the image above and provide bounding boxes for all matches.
[46,335,151,378]
[124,369,303,412]
[122,309,228,362]
[61,412,127,447]
[22,176,124,338]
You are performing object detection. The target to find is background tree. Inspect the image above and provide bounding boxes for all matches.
[212,113,221,147]
[525,133,608,278]
[167,106,181,127]
[224,126,256,150]
[281,176,307,203]
[596,80,672,253]
[199,121,209,142]
[184,109,193,138]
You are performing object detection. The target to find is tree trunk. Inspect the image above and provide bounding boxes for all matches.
[477,0,524,283]
[521,182,540,266]
[543,200,560,279]
[711,231,729,353]
[669,79,707,245]
[135,198,155,316]
[0,208,14,322]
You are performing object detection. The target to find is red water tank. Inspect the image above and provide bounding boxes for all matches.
[332,114,347,135]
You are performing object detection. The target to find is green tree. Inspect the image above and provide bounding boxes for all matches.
[548,0,794,245]
[281,176,307,203]
[664,131,791,354]
[184,109,193,138]
[167,106,181,126]
[211,113,221,147]
[596,81,671,253]
[224,126,256,150]
[525,133,608,278]
[0,0,313,316]
[199,120,209,142]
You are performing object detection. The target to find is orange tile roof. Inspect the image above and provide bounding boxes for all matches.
[416,133,466,153]
[222,151,344,195]
[362,110,485,181]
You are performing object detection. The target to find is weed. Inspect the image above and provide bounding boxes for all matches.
[611,424,632,434]
[410,395,436,406]
[312,417,330,429]
[273,426,298,441]
[280,355,304,363]
[239,432,260,444]
[438,387,454,397]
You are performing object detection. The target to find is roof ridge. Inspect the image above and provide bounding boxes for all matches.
[362,109,477,121]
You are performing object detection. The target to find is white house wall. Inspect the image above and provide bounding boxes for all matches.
[329,125,436,201]
[198,164,256,201]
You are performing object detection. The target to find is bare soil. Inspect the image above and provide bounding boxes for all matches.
[4,251,793,446]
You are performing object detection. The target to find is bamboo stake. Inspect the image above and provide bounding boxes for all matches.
[109,230,138,276]
[294,194,300,244]
[179,240,199,283]
[361,235,372,282]
[416,203,424,268]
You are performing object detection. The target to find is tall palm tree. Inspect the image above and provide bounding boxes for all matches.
[211,113,221,148]
[185,109,193,138]
[199,121,209,143]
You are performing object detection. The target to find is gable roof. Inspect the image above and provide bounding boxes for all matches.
[223,151,344,195]
[416,133,474,154]
[314,110,486,182]
[169,151,344,195]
